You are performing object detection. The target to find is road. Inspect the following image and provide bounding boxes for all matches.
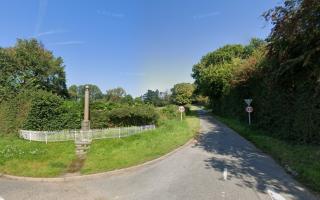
[0,111,317,200]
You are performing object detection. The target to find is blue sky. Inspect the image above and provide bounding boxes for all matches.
[0,0,281,97]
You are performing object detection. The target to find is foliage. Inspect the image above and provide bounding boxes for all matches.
[22,90,63,131]
[60,100,82,129]
[263,0,319,76]
[90,103,159,128]
[171,83,195,105]
[0,39,68,101]
[192,40,265,100]
[22,90,81,131]
[68,85,78,100]
[105,87,126,102]
[159,105,179,120]
[0,91,32,136]
[193,0,320,144]
[68,84,103,101]
[193,95,209,106]
[142,89,171,106]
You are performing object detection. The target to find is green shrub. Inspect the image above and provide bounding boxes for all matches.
[0,90,161,133]
[23,90,65,131]
[159,105,179,120]
[22,91,82,131]
[0,90,33,136]
[90,103,159,128]
[90,109,109,129]
[108,105,159,127]
[60,100,81,130]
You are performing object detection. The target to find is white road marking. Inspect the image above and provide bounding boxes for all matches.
[223,168,228,180]
[267,189,286,200]
[221,191,225,198]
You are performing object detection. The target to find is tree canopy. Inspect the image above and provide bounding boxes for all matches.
[171,83,195,105]
[191,0,320,145]
[0,39,68,101]
[105,87,127,102]
[192,39,265,99]
[263,0,320,83]
[68,84,103,101]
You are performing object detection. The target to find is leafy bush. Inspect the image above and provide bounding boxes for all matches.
[90,109,109,129]
[161,105,178,119]
[22,91,82,131]
[23,90,64,131]
[0,91,33,136]
[91,104,159,128]
[159,105,179,120]
[60,100,82,130]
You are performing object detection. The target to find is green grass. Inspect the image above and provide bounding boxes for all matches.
[0,109,200,177]
[0,137,75,177]
[214,115,320,193]
[81,115,200,174]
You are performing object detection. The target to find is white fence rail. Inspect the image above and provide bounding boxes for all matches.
[19,125,156,143]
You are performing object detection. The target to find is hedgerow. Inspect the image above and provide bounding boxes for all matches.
[192,0,320,144]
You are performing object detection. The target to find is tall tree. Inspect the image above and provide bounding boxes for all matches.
[171,83,195,105]
[263,0,320,83]
[143,89,160,105]
[0,39,68,101]
[105,87,126,101]
[78,84,103,101]
[68,85,78,100]
[192,44,246,99]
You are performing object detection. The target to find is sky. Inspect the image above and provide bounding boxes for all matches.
[0,0,281,97]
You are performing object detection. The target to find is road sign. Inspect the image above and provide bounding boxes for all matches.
[245,106,253,125]
[245,106,253,113]
[178,106,185,121]
[178,106,185,113]
[244,99,252,106]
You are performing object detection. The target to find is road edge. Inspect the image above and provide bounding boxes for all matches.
[0,138,196,182]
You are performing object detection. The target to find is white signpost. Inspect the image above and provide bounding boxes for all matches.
[244,99,253,125]
[178,106,185,121]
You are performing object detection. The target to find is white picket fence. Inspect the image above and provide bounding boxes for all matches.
[19,125,156,143]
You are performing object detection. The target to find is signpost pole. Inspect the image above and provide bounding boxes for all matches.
[178,106,185,121]
[244,99,253,126]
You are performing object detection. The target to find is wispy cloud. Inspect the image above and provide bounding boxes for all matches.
[34,0,49,35]
[97,10,125,18]
[193,11,220,20]
[35,30,68,37]
[48,41,85,46]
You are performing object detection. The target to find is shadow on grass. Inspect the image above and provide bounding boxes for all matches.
[193,110,316,200]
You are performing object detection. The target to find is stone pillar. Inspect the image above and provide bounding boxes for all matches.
[81,85,90,131]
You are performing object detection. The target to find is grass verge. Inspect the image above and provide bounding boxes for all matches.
[81,114,200,174]
[214,114,320,193]
[0,109,200,177]
[0,137,75,177]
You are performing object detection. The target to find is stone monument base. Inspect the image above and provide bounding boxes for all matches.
[81,120,90,131]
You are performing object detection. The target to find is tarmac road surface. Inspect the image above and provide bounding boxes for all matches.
[0,110,317,200]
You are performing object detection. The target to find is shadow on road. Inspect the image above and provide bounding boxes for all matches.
[193,110,315,200]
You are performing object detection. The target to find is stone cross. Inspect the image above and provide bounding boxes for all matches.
[81,85,90,131]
